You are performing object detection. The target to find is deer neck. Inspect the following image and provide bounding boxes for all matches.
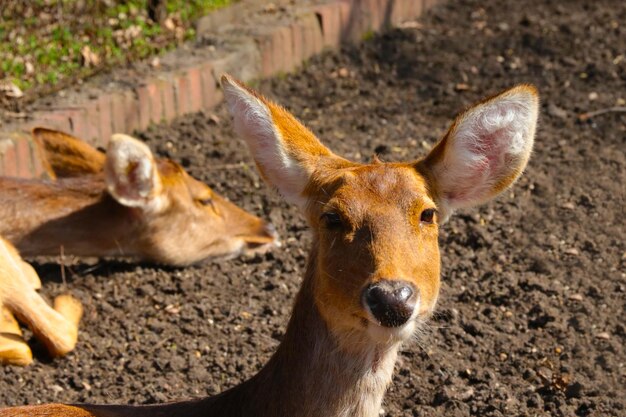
[200,242,402,417]
[0,177,142,258]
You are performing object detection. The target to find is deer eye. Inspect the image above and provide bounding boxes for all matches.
[197,197,215,208]
[321,212,343,229]
[420,208,437,224]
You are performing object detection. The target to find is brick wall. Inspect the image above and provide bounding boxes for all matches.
[0,0,443,178]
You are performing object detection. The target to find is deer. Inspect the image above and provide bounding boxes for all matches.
[0,75,538,416]
[0,128,278,266]
[0,236,82,366]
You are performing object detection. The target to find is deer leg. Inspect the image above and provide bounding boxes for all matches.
[7,288,82,358]
[19,260,42,290]
[0,306,33,366]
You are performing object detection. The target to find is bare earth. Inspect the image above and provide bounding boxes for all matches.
[1,0,624,416]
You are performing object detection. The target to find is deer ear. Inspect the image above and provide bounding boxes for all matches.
[104,134,163,209]
[32,127,105,178]
[421,85,539,220]
[221,74,348,208]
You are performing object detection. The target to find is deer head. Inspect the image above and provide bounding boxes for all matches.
[222,75,538,347]
[29,129,278,265]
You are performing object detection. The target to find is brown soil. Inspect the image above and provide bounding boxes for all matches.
[1,0,624,416]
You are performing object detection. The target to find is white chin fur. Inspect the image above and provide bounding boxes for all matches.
[366,319,417,344]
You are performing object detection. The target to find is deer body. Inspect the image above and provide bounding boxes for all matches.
[0,129,277,265]
[0,176,131,258]
[0,76,538,415]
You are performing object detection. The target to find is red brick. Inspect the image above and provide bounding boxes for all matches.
[371,0,384,30]
[146,80,163,124]
[1,139,18,177]
[290,21,305,66]
[79,99,100,146]
[299,14,324,61]
[338,0,359,42]
[391,0,423,23]
[257,30,275,77]
[175,71,192,116]
[134,84,152,131]
[31,110,72,133]
[186,66,204,113]
[14,133,32,178]
[97,94,113,146]
[109,91,128,134]
[37,107,89,140]
[315,3,342,48]
[122,90,141,134]
[157,77,176,123]
[27,136,47,178]
[199,62,220,110]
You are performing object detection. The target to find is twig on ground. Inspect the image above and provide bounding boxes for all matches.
[59,245,68,288]
[578,106,626,121]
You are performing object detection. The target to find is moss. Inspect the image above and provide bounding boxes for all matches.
[0,0,231,94]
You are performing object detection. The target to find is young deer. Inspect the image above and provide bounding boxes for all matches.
[0,76,538,416]
[0,236,82,366]
[0,128,277,266]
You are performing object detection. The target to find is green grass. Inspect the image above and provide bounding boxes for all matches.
[0,0,230,96]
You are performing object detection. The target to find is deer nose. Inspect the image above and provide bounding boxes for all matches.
[363,280,417,328]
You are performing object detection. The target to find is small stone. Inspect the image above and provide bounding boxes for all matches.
[547,103,568,119]
[588,92,599,101]
[499,352,508,361]
[566,381,585,398]
[568,293,584,301]
[595,332,610,340]
[564,248,579,256]
[537,367,552,382]
[561,202,575,210]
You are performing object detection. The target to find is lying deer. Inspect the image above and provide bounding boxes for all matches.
[0,75,538,416]
[0,128,277,265]
[0,236,82,366]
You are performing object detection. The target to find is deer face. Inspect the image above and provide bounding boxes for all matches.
[33,128,278,265]
[222,76,538,345]
[305,163,441,343]
[132,157,278,265]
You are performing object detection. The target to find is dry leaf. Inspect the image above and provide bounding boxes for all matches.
[81,45,100,67]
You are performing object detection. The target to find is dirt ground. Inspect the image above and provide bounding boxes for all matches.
[1,0,624,415]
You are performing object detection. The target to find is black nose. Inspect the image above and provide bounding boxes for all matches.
[363,280,417,327]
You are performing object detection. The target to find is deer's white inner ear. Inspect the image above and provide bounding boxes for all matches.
[105,134,163,210]
[429,86,538,217]
[222,76,311,208]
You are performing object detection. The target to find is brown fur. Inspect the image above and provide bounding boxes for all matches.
[0,78,538,416]
[0,237,82,366]
[33,128,106,178]
[0,131,277,265]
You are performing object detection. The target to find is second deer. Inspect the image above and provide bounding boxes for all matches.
[0,129,278,265]
[0,75,538,416]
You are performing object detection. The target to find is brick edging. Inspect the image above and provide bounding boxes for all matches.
[0,0,443,179]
